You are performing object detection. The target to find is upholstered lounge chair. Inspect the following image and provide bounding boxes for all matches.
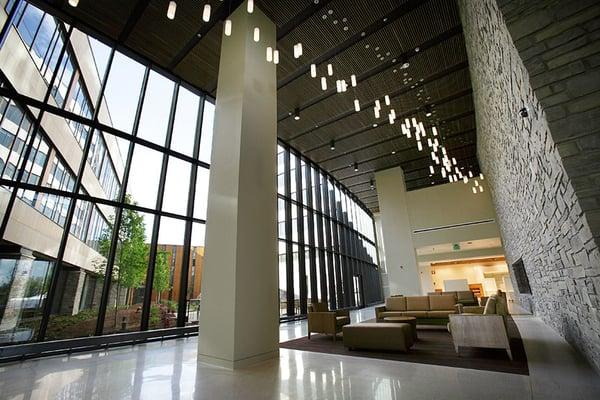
[307,302,350,341]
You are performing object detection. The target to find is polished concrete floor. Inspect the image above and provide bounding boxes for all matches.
[0,307,599,399]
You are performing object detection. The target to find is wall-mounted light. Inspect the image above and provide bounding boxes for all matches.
[167,1,177,19]
[294,107,300,121]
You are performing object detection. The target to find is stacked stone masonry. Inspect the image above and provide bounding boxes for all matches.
[498,0,600,247]
[459,0,600,372]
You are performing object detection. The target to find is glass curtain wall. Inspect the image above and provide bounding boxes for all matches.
[277,143,381,321]
[0,0,212,345]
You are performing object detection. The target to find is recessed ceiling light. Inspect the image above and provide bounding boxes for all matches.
[373,123,378,127]
[328,9,333,14]
[322,14,327,19]
[415,47,420,52]
[333,19,338,24]
[343,26,348,31]
[343,18,347,22]
[361,32,366,36]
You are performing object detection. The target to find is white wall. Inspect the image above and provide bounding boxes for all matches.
[375,167,421,295]
[419,261,509,296]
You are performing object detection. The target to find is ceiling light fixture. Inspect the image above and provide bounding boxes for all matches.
[424,104,432,117]
[330,140,336,150]
[253,27,260,42]
[375,99,381,110]
[273,50,279,64]
[374,107,380,119]
[68,0,79,7]
[202,4,211,22]
[321,77,327,90]
[310,64,317,78]
[472,187,477,194]
[247,0,254,13]
[167,1,177,19]
[224,19,232,36]
[388,114,395,124]
[293,43,303,58]
[384,95,391,106]
[354,162,359,172]
[327,64,333,76]
[370,179,375,190]
[429,165,435,174]
[480,173,484,180]
[354,99,360,112]
[351,74,357,87]
[294,107,300,120]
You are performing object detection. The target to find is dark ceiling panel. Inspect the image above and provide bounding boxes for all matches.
[37,0,478,213]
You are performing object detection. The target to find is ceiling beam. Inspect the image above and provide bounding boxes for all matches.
[118,0,150,43]
[167,0,245,70]
[277,0,428,90]
[317,110,475,165]
[278,24,462,122]
[286,60,469,142]
[276,0,335,41]
[303,88,473,154]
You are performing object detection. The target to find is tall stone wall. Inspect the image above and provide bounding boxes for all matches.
[458,0,600,371]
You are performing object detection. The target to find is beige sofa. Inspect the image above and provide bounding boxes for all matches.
[428,290,478,306]
[375,295,459,325]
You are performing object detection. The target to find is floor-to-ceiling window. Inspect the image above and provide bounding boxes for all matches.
[277,143,382,321]
[0,0,212,345]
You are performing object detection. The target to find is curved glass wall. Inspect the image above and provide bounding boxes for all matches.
[277,143,381,321]
[0,0,212,344]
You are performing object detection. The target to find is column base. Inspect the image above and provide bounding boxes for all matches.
[197,349,279,370]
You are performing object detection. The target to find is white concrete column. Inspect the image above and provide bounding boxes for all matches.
[197,1,278,369]
[375,167,421,296]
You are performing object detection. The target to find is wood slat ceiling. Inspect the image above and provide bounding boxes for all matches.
[36,0,480,214]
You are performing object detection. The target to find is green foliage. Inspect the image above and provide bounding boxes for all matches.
[96,194,171,299]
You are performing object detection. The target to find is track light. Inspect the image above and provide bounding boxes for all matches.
[294,107,300,121]
[247,0,254,13]
[354,162,359,172]
[167,1,176,19]
[330,140,335,151]
[202,4,211,22]
[224,19,232,36]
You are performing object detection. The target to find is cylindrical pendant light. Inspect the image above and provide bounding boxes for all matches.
[417,141,423,151]
[273,49,279,64]
[247,0,254,13]
[354,99,360,112]
[374,107,380,119]
[388,114,395,124]
[480,173,484,180]
[429,165,435,174]
[327,64,333,76]
[224,19,232,36]
[390,109,396,119]
[266,47,273,62]
[479,185,484,192]
[472,187,477,194]
[354,162,359,172]
[203,4,211,22]
[167,1,177,19]
[253,27,260,42]
[384,95,390,106]
[351,74,357,87]
[432,127,438,136]
[294,107,300,121]
[321,77,327,90]
[310,64,317,78]
[330,140,336,150]
[375,99,381,110]
[68,0,79,7]
[463,176,468,184]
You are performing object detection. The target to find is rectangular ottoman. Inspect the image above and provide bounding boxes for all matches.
[343,322,414,352]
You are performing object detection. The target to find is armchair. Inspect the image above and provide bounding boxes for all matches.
[307,303,350,341]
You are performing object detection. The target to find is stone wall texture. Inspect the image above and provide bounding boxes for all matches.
[459,0,600,372]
